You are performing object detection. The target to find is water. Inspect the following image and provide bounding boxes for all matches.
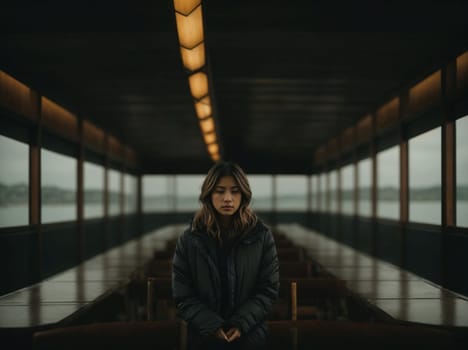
[1,201,468,228]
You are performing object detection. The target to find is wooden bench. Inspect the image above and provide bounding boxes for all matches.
[144,259,173,277]
[270,278,349,321]
[276,247,307,261]
[146,277,175,320]
[279,261,323,278]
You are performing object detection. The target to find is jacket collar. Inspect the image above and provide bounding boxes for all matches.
[190,217,265,245]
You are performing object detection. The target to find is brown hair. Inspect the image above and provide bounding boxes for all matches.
[192,161,257,240]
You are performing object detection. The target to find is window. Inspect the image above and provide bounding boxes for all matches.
[143,175,174,212]
[0,135,29,227]
[341,163,354,215]
[41,148,76,223]
[310,175,317,211]
[84,161,104,219]
[124,173,138,214]
[329,169,338,213]
[357,158,372,216]
[249,175,272,211]
[456,116,468,227]
[108,168,121,216]
[276,175,307,211]
[377,146,399,220]
[409,127,441,225]
[319,173,327,212]
[175,175,204,212]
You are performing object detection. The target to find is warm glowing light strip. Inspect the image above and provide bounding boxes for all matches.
[174,0,221,162]
[0,71,135,165]
[0,70,37,121]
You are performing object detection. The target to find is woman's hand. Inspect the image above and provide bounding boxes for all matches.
[225,327,241,342]
[215,328,228,341]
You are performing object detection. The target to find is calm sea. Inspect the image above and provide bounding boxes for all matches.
[1,200,467,228]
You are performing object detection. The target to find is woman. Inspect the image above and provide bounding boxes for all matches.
[172,161,280,349]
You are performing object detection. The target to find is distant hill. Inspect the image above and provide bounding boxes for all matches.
[1,182,467,206]
[0,183,119,206]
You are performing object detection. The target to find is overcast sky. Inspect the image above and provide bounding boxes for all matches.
[1,119,468,194]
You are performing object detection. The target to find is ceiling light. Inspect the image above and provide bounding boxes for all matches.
[175,5,204,49]
[198,96,211,105]
[173,0,201,16]
[207,143,219,155]
[199,118,214,134]
[180,42,205,72]
[195,100,211,119]
[203,132,216,144]
[188,72,208,99]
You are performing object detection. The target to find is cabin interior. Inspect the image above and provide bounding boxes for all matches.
[1,0,468,349]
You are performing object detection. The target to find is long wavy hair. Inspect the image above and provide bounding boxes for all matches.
[192,161,257,240]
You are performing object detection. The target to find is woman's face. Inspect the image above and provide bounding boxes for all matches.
[211,176,242,217]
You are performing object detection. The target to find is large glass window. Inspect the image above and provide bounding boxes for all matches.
[341,163,354,215]
[357,158,372,216]
[249,175,272,211]
[41,148,76,223]
[124,173,138,214]
[143,175,174,212]
[0,135,29,227]
[456,116,468,227]
[310,175,317,211]
[175,175,204,212]
[329,169,338,213]
[319,173,327,211]
[84,161,104,219]
[377,146,399,220]
[108,168,121,216]
[276,175,307,211]
[409,127,441,225]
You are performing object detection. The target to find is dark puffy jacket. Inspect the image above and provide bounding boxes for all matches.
[172,219,280,347]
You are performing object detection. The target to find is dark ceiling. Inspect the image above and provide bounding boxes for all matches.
[1,0,467,174]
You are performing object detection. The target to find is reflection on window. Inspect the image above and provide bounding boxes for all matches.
[143,175,174,212]
[357,158,372,216]
[175,175,204,212]
[249,175,272,211]
[377,146,399,220]
[84,161,104,219]
[329,170,338,213]
[108,169,121,216]
[0,135,29,227]
[456,116,468,227]
[276,175,307,211]
[341,163,354,215]
[41,148,76,223]
[124,173,138,214]
[409,127,441,225]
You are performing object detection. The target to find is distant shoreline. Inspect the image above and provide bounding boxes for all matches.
[1,182,468,207]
